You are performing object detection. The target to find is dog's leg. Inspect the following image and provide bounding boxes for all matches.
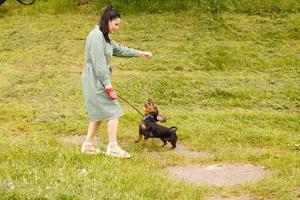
[168,127,178,149]
[161,138,167,147]
[136,123,147,143]
[170,134,177,149]
[143,138,148,146]
[143,131,152,146]
[135,134,143,143]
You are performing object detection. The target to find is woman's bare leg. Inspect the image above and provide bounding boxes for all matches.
[82,121,101,152]
[106,118,130,158]
[107,118,118,143]
[84,121,101,143]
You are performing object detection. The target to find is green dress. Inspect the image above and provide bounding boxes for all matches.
[82,25,139,122]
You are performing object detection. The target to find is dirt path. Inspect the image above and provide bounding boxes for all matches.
[59,136,268,190]
[166,163,267,186]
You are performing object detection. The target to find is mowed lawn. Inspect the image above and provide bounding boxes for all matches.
[0,4,299,200]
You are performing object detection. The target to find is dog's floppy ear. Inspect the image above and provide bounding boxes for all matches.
[157,112,166,123]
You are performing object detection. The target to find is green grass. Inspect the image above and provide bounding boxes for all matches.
[0,2,299,200]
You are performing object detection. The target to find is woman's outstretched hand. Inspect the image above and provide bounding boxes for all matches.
[139,51,153,59]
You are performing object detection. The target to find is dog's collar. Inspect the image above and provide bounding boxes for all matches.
[143,113,156,121]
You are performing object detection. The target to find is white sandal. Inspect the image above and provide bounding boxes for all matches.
[106,144,131,158]
[81,142,101,154]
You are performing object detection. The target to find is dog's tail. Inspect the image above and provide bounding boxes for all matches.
[170,126,177,132]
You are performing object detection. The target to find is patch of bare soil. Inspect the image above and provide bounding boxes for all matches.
[166,163,267,186]
[290,187,300,199]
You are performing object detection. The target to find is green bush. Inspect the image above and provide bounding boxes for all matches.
[90,0,300,15]
[1,0,298,15]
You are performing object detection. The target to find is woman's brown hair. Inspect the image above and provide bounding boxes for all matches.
[99,5,121,43]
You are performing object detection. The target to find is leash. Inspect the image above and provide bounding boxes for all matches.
[100,81,144,117]
[118,94,144,117]
[113,73,150,117]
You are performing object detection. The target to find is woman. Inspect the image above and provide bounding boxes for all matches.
[81,5,153,158]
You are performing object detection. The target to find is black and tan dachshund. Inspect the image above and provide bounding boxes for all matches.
[135,99,178,149]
